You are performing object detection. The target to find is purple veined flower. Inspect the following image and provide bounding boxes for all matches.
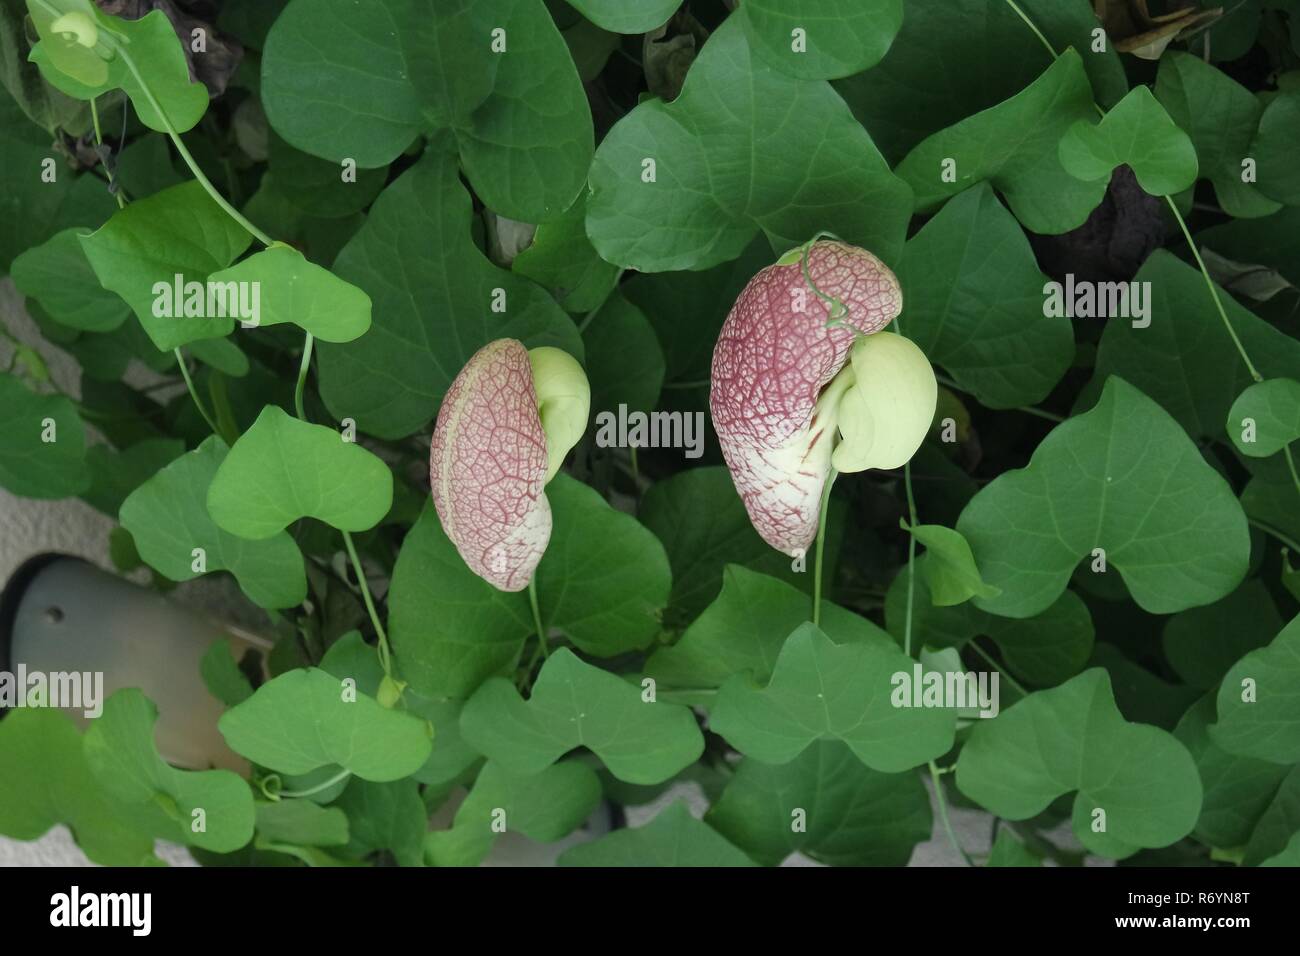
[429,339,589,591]
[710,238,937,556]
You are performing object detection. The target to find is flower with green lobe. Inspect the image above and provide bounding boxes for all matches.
[428,339,589,591]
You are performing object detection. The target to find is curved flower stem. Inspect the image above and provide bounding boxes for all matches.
[929,760,974,866]
[173,347,220,435]
[527,576,549,659]
[294,332,315,420]
[812,469,838,627]
[276,768,352,800]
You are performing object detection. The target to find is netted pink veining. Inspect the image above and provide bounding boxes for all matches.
[429,338,551,592]
[710,240,902,554]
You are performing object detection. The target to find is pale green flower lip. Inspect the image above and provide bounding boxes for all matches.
[830,331,938,474]
[529,346,592,484]
[429,340,590,591]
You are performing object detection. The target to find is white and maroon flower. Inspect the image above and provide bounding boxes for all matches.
[429,339,589,591]
[710,239,935,555]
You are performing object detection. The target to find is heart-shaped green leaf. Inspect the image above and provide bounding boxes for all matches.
[1210,614,1300,765]
[562,0,679,34]
[1154,52,1279,217]
[835,0,1128,165]
[559,802,757,867]
[0,708,158,865]
[335,779,427,867]
[0,375,89,498]
[902,520,1000,607]
[706,741,932,866]
[84,689,255,852]
[957,376,1250,617]
[258,0,421,168]
[201,639,256,709]
[1251,91,1300,207]
[1245,766,1300,866]
[1163,581,1283,690]
[586,15,911,272]
[896,182,1073,409]
[534,474,671,657]
[30,6,208,133]
[1173,695,1289,849]
[736,0,902,79]
[316,149,582,440]
[79,180,252,351]
[10,228,129,332]
[266,133,389,219]
[895,50,1105,234]
[262,0,592,222]
[639,466,840,623]
[207,245,372,343]
[1227,378,1300,458]
[206,405,393,538]
[120,436,307,609]
[218,668,432,781]
[81,437,185,517]
[955,669,1201,857]
[460,648,704,784]
[645,565,894,693]
[581,290,666,415]
[425,760,601,867]
[388,504,533,700]
[254,799,349,847]
[709,623,956,771]
[1058,85,1198,196]
[512,193,620,314]
[1086,252,1300,441]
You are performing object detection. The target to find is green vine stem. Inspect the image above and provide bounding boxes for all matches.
[173,347,221,435]
[289,330,396,678]
[114,47,273,247]
[929,759,975,866]
[341,528,394,676]
[1163,197,1263,383]
[902,461,919,658]
[812,469,837,627]
[294,332,315,421]
[527,575,549,659]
